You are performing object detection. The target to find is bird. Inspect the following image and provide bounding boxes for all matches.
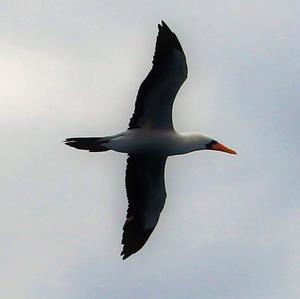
[64,21,237,260]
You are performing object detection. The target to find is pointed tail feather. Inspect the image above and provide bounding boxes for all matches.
[64,137,110,152]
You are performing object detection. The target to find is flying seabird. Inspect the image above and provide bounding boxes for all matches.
[65,21,237,260]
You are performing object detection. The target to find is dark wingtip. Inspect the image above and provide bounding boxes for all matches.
[160,20,171,30]
[120,244,131,260]
[152,19,184,68]
[121,254,129,260]
[120,250,130,260]
[158,20,171,31]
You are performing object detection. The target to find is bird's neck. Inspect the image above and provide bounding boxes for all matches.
[174,132,208,154]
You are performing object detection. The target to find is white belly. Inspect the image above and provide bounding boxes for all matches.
[106,129,194,156]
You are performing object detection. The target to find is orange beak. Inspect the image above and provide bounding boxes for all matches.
[211,142,237,155]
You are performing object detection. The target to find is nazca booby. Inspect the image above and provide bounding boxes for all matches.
[65,21,237,259]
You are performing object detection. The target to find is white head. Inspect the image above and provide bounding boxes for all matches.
[192,133,237,154]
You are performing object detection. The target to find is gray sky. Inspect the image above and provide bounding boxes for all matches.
[1,1,300,298]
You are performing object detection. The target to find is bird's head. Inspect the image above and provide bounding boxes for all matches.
[205,139,237,154]
[194,134,237,155]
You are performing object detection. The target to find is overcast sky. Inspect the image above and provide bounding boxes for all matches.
[1,1,300,298]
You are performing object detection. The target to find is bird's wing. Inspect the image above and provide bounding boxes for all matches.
[128,21,188,130]
[121,154,167,259]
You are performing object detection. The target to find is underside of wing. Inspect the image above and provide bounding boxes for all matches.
[128,21,188,130]
[121,154,167,259]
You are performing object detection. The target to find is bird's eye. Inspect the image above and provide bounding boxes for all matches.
[206,140,218,149]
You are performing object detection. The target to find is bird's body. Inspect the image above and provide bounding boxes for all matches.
[84,130,212,156]
[65,21,236,259]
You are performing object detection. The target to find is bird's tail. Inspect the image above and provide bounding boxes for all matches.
[64,137,110,152]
